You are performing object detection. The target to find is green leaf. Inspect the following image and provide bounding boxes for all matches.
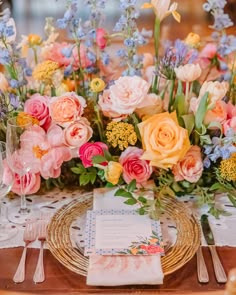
[89,173,97,184]
[228,193,236,207]
[105,182,115,188]
[114,188,133,198]
[195,92,208,131]
[79,174,90,186]
[137,207,146,215]
[124,198,137,205]
[210,182,226,191]
[181,114,194,136]
[70,167,84,175]
[200,134,212,145]
[103,149,113,161]
[92,155,107,164]
[138,196,147,204]
[174,93,186,117]
[127,179,137,192]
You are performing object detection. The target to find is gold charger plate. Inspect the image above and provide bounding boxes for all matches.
[47,192,200,276]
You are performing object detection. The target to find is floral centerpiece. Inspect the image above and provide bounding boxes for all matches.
[0,0,236,218]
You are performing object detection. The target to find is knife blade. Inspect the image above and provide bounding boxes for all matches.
[201,214,227,283]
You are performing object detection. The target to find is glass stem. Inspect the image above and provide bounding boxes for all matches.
[0,201,6,224]
[19,175,29,214]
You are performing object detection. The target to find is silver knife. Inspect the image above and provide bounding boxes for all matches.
[201,214,227,283]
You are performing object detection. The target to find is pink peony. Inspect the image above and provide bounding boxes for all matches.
[79,142,108,168]
[41,42,91,70]
[24,93,51,130]
[63,118,93,148]
[40,146,72,179]
[19,125,72,179]
[50,92,86,126]
[172,146,203,183]
[96,28,107,50]
[119,147,152,186]
[11,172,41,195]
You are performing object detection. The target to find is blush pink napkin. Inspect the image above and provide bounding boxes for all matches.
[86,186,164,286]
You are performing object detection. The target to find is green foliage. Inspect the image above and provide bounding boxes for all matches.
[71,164,98,186]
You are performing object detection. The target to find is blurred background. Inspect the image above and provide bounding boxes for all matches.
[1,0,236,40]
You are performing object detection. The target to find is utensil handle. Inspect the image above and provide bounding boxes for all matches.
[196,247,209,283]
[209,245,227,283]
[33,241,45,283]
[13,246,27,283]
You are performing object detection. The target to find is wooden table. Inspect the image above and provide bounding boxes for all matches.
[0,246,235,294]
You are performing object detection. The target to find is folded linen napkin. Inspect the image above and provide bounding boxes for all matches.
[86,186,164,286]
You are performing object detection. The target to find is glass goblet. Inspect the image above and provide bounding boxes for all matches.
[6,116,32,216]
[0,141,17,241]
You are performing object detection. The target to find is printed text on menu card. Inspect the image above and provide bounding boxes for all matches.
[84,209,164,256]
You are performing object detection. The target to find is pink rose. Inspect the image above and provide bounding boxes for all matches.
[79,142,108,168]
[223,103,236,135]
[41,42,91,70]
[40,146,72,179]
[146,245,163,254]
[96,28,107,50]
[172,146,203,183]
[107,76,150,115]
[63,118,93,148]
[50,92,86,126]
[11,172,41,195]
[98,89,127,119]
[119,147,152,186]
[24,93,51,130]
[204,100,227,125]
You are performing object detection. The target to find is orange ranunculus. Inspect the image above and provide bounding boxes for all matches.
[104,161,123,185]
[138,112,190,169]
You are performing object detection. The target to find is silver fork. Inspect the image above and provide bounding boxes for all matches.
[33,220,48,283]
[13,222,37,283]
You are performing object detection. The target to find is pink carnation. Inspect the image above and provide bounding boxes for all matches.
[223,103,236,135]
[79,142,108,168]
[119,147,152,186]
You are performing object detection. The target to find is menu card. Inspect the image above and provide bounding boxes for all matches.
[84,209,164,256]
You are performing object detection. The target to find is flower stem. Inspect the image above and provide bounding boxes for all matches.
[94,101,105,142]
[152,17,161,94]
[168,78,176,112]
[33,47,38,64]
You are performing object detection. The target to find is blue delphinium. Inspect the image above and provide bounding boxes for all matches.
[203,129,236,168]
[113,0,150,76]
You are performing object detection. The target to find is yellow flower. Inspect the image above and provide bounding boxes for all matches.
[16,112,39,127]
[219,154,236,182]
[32,60,59,85]
[185,32,201,49]
[106,121,137,150]
[138,112,190,169]
[90,78,106,92]
[28,34,42,47]
[142,0,180,23]
[104,161,123,185]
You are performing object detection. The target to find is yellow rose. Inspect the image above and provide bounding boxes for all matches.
[104,161,123,185]
[138,112,191,169]
[185,32,201,48]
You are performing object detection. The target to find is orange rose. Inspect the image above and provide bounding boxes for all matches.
[138,112,190,169]
[172,146,203,183]
[50,92,86,126]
